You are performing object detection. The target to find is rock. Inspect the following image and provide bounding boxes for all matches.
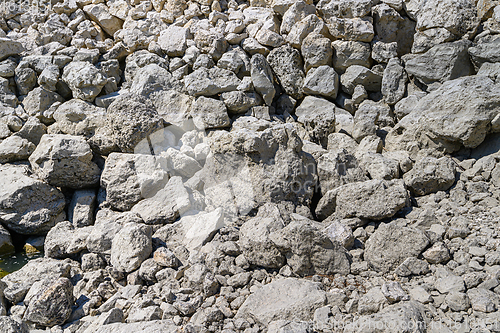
[128,64,173,97]
[1,258,72,304]
[0,316,29,333]
[100,153,169,211]
[365,222,430,273]
[403,156,456,196]
[52,99,106,137]
[346,301,426,333]
[301,33,333,72]
[372,3,415,56]
[317,149,368,194]
[62,61,107,102]
[0,38,24,61]
[22,87,64,120]
[324,17,374,42]
[153,208,225,253]
[44,221,92,258]
[469,38,500,69]
[280,1,316,35]
[386,76,500,153]
[295,96,336,147]
[404,40,474,85]
[302,65,339,99]
[359,152,400,180]
[382,281,410,303]
[286,14,327,48]
[93,320,179,333]
[0,164,65,235]
[341,65,382,94]
[467,288,499,313]
[267,44,305,99]
[38,65,59,92]
[335,179,409,220]
[84,3,123,36]
[23,278,74,327]
[331,40,371,73]
[184,67,241,96]
[14,117,47,145]
[191,96,230,129]
[0,225,14,255]
[110,222,153,273]
[68,189,96,227]
[221,91,262,114]
[237,278,327,325]
[323,220,354,249]
[270,218,351,276]
[131,176,191,225]
[98,94,163,153]
[445,291,470,312]
[0,136,35,163]
[162,148,202,178]
[435,274,465,294]
[381,57,407,105]
[29,134,101,189]
[422,242,450,264]
[250,53,275,106]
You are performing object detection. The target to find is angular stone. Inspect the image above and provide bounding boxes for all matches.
[332,40,371,73]
[0,136,35,163]
[158,25,189,57]
[191,96,230,129]
[341,65,382,94]
[111,222,153,273]
[403,156,456,196]
[62,61,107,102]
[84,3,123,36]
[184,67,241,96]
[44,221,92,259]
[303,65,339,99]
[250,53,275,106]
[301,33,333,71]
[0,37,24,61]
[295,96,336,147]
[267,44,305,99]
[382,57,407,105]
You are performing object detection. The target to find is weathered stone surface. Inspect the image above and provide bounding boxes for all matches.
[191,96,230,129]
[0,136,35,163]
[332,40,371,72]
[62,62,107,102]
[0,225,14,255]
[365,222,430,273]
[0,38,24,61]
[301,33,333,71]
[44,221,92,258]
[303,65,339,99]
[335,179,409,220]
[0,316,29,333]
[250,53,275,105]
[295,96,336,147]
[386,76,500,153]
[110,222,153,273]
[267,45,305,99]
[29,134,101,189]
[403,156,456,196]
[382,57,407,105]
[0,164,65,235]
[237,278,327,325]
[341,65,382,94]
[93,320,179,333]
[184,67,241,96]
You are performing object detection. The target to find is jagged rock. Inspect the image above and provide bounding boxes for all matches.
[331,40,371,73]
[365,222,430,273]
[110,222,153,273]
[386,76,500,153]
[317,149,368,194]
[184,66,241,96]
[295,96,336,147]
[341,65,382,94]
[270,217,351,276]
[51,99,106,138]
[403,156,456,196]
[221,91,262,114]
[68,189,96,227]
[0,164,65,235]
[100,153,169,211]
[84,4,123,36]
[0,316,29,333]
[0,136,35,163]
[267,44,305,99]
[335,179,409,220]
[38,65,59,92]
[382,57,407,105]
[404,40,474,85]
[250,53,275,106]
[44,221,92,258]
[469,37,500,69]
[302,65,339,99]
[93,320,179,333]
[61,61,107,102]
[301,33,333,71]
[191,96,230,129]
[0,225,14,255]
[237,278,327,325]
[22,87,64,120]
[0,38,24,61]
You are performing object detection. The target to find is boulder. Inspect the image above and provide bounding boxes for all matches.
[191,96,230,129]
[44,221,92,259]
[331,40,371,73]
[267,44,305,99]
[22,87,64,120]
[404,40,474,85]
[317,149,368,194]
[23,278,74,327]
[469,38,500,68]
[52,99,106,137]
[0,164,65,235]
[84,4,123,36]
[0,136,35,163]
[386,76,500,153]
[110,222,153,273]
[335,179,409,220]
[250,53,275,106]
[0,38,24,61]
[301,33,333,71]
[403,156,456,196]
[341,65,382,94]
[184,67,241,96]
[29,134,101,189]
[302,65,339,99]
[68,189,97,227]
[382,57,407,105]
[100,153,169,211]
[61,61,107,102]
[365,222,430,273]
[0,225,14,255]
[295,96,336,147]
[237,278,327,325]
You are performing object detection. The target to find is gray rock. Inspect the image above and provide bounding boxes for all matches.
[323,220,354,249]
[0,136,35,163]
[359,152,400,180]
[44,221,92,258]
[220,91,262,114]
[23,277,74,327]
[62,61,107,102]
[93,320,179,333]
[270,217,351,276]
[435,274,465,294]
[386,76,500,153]
[0,164,65,235]
[403,156,456,196]
[29,134,101,189]
[395,257,430,277]
[382,57,407,105]
[0,224,14,255]
[237,278,327,325]
[22,87,64,120]
[100,153,169,211]
[250,53,275,106]
[15,68,37,96]
[38,64,59,92]
[184,67,241,96]
[295,96,336,147]
[110,222,153,273]
[324,17,374,42]
[267,44,305,99]
[52,99,106,138]
[0,316,29,333]
[303,66,339,99]
[365,222,430,273]
[68,189,96,227]
[382,281,410,303]
[335,179,409,220]
[467,288,499,313]
[191,96,230,129]
[301,33,333,72]
[317,149,368,194]
[341,65,382,94]
[404,40,474,85]
[128,64,173,97]
[331,40,371,73]
[422,242,450,264]
[469,38,500,69]
[445,292,470,312]
[0,37,24,61]
[84,3,123,36]
[131,176,191,225]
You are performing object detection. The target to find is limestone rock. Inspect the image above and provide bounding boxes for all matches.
[110,222,153,273]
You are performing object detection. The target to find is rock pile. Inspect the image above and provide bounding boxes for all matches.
[0,0,499,331]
